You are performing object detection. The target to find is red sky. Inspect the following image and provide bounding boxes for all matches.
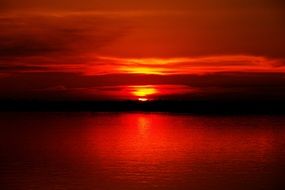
[0,0,285,101]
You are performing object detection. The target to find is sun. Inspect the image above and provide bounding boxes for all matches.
[133,87,156,97]
[138,97,148,102]
[129,86,157,101]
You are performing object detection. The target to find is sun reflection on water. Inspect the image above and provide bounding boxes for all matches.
[82,113,277,186]
[2,113,283,190]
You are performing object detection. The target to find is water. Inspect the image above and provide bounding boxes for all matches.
[0,112,284,190]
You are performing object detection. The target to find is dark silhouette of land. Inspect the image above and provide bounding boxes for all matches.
[0,100,284,114]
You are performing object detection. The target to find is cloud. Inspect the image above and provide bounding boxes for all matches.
[0,11,284,101]
[1,0,285,12]
[0,12,131,58]
[91,55,285,75]
[0,71,284,100]
[0,11,285,76]
[1,54,285,76]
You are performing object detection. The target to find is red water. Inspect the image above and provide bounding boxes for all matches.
[0,113,284,190]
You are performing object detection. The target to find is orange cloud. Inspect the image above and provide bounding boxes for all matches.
[2,54,285,76]
[85,55,285,75]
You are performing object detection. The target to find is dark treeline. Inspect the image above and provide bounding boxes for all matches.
[0,100,284,114]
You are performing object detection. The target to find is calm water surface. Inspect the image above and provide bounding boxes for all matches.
[0,112,285,190]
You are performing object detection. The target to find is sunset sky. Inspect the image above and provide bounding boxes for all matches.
[0,0,285,101]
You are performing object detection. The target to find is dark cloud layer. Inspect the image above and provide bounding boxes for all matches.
[0,72,284,100]
[0,13,130,58]
[1,0,285,11]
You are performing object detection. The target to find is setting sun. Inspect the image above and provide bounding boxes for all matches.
[132,86,157,97]
[138,98,148,102]
[128,86,158,100]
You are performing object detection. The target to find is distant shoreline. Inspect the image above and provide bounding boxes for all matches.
[0,100,284,114]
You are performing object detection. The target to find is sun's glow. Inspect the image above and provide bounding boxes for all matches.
[125,85,193,101]
[119,66,166,75]
[132,86,157,97]
[128,85,158,101]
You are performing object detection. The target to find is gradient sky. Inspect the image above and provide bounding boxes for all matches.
[0,0,284,101]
